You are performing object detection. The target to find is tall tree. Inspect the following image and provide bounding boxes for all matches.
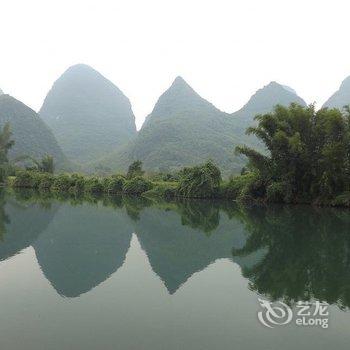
[127,160,144,179]
[0,122,15,164]
[236,104,350,203]
[39,155,55,174]
[0,122,15,182]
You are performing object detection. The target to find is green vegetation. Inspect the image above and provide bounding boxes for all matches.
[234,104,350,206]
[37,155,55,174]
[142,181,178,198]
[126,160,144,179]
[10,170,152,196]
[8,160,223,199]
[6,102,350,207]
[122,176,153,194]
[0,122,15,182]
[177,161,222,198]
[102,175,126,194]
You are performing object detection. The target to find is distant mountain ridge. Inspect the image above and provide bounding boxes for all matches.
[232,81,306,123]
[97,78,307,175]
[230,81,307,149]
[7,67,350,175]
[40,64,137,164]
[97,76,249,175]
[0,94,68,169]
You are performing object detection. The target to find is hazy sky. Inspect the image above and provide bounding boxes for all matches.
[1,0,350,128]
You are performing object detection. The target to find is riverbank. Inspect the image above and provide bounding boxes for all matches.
[7,169,350,207]
[8,171,178,198]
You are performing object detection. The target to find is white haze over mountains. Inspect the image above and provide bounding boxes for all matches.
[1,0,350,129]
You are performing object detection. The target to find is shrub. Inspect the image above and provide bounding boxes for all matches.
[126,160,144,179]
[38,173,54,191]
[51,174,73,192]
[103,175,125,194]
[266,182,286,203]
[332,192,350,207]
[69,174,85,193]
[84,177,103,194]
[143,181,178,198]
[12,171,36,188]
[220,173,257,199]
[177,161,221,198]
[238,174,266,202]
[0,165,8,183]
[149,172,180,182]
[123,176,153,194]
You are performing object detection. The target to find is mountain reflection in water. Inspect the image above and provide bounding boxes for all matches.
[1,189,350,309]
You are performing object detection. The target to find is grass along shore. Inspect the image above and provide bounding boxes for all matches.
[7,164,350,207]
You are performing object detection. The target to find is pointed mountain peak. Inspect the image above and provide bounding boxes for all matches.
[168,75,196,94]
[265,80,280,87]
[64,63,100,75]
[149,76,220,119]
[172,75,188,86]
[57,64,112,85]
[237,81,306,115]
[40,63,137,163]
[264,81,296,94]
[261,81,297,94]
[323,75,350,109]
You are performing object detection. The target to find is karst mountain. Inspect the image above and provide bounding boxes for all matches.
[99,78,306,175]
[39,64,137,164]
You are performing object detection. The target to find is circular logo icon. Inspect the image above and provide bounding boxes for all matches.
[258,298,293,328]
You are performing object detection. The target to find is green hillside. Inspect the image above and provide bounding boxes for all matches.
[97,78,306,176]
[40,64,137,164]
[98,77,249,175]
[0,94,68,170]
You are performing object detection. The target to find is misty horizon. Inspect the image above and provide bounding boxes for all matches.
[1,0,350,129]
[1,62,349,130]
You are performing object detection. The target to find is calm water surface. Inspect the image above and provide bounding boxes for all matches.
[0,190,349,349]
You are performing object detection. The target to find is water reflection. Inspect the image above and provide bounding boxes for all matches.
[232,205,350,309]
[2,190,350,309]
[0,189,59,262]
[134,200,262,294]
[33,203,134,297]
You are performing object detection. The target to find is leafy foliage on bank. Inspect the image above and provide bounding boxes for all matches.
[234,104,350,206]
[177,161,222,198]
[9,160,224,199]
[11,170,154,196]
